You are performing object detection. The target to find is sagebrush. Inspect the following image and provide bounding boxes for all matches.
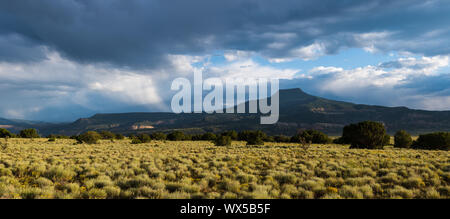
[0,138,448,199]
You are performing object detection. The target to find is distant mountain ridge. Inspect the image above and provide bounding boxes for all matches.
[0,117,51,133]
[2,88,450,136]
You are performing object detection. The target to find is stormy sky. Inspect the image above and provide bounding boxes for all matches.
[0,0,449,121]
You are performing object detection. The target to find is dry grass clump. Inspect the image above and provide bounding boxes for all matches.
[0,138,448,199]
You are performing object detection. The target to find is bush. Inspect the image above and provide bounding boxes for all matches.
[383,134,391,146]
[340,121,387,149]
[47,134,70,139]
[238,130,252,141]
[332,137,346,144]
[114,134,125,140]
[334,124,357,144]
[76,131,102,144]
[99,131,116,140]
[183,134,193,141]
[151,132,167,140]
[190,134,202,141]
[214,135,232,146]
[238,130,267,142]
[394,130,413,148]
[167,131,185,141]
[263,135,275,142]
[246,131,265,145]
[47,134,56,139]
[411,132,450,150]
[131,138,142,144]
[273,135,291,143]
[19,128,40,138]
[131,134,151,144]
[201,132,217,141]
[0,128,13,138]
[291,129,332,144]
[221,131,238,140]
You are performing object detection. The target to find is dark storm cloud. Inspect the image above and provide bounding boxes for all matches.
[0,34,47,62]
[1,0,449,68]
[1,0,450,121]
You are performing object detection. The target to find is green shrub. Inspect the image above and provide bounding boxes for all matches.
[201,132,217,141]
[114,133,125,140]
[48,137,56,142]
[190,134,202,141]
[0,128,13,138]
[291,129,332,144]
[333,137,346,144]
[247,137,264,146]
[19,129,40,138]
[99,131,116,140]
[183,134,193,140]
[221,131,238,140]
[47,134,56,139]
[131,138,142,144]
[151,132,167,140]
[334,124,357,144]
[273,135,291,143]
[167,131,185,141]
[46,134,70,139]
[214,135,232,146]
[131,134,151,144]
[340,121,387,149]
[76,131,102,144]
[246,131,265,145]
[383,134,391,146]
[238,130,267,142]
[263,135,275,142]
[394,130,413,148]
[411,132,450,150]
[238,130,252,141]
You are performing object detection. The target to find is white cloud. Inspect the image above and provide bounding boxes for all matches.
[381,56,449,75]
[305,55,450,109]
[309,66,344,75]
[267,57,294,63]
[312,65,401,96]
[291,42,326,61]
[89,73,161,105]
[310,55,449,94]
[0,50,165,120]
[206,59,299,80]
[353,31,393,53]
[167,54,205,76]
[223,50,254,62]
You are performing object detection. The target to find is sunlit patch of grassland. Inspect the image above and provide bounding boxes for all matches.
[0,138,448,199]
